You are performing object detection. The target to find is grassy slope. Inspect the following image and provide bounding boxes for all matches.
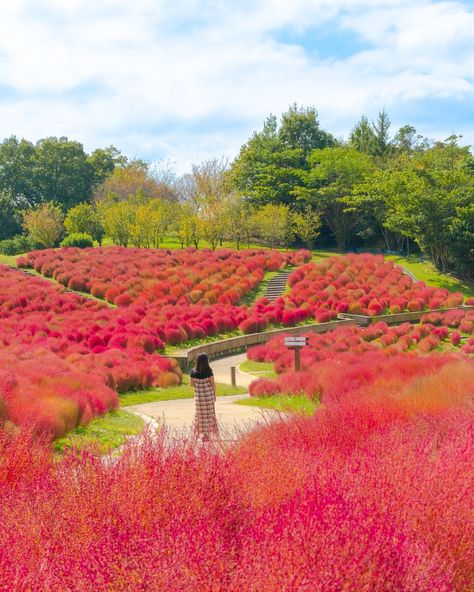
[54,409,144,454]
[387,255,474,298]
[0,253,22,266]
[235,395,317,415]
[239,360,277,378]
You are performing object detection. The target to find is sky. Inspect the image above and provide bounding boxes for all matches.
[0,0,473,171]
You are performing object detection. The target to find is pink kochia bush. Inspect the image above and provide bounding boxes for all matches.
[18,246,313,339]
[283,253,466,316]
[0,361,472,591]
[0,265,182,435]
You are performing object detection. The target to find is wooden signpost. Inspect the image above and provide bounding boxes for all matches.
[284,336,309,371]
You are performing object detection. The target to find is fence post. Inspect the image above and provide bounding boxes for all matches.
[294,347,301,371]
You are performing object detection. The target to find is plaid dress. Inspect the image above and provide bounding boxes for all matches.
[191,370,218,436]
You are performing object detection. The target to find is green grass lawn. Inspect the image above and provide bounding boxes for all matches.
[239,360,278,378]
[310,249,343,263]
[119,375,248,406]
[54,409,144,454]
[235,395,317,415]
[387,255,474,298]
[0,253,23,266]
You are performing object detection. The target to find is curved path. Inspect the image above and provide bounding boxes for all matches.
[123,354,279,440]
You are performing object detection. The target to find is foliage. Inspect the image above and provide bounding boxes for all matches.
[0,136,121,211]
[250,203,293,248]
[22,202,64,247]
[292,205,321,249]
[0,234,36,255]
[61,233,94,248]
[94,160,177,203]
[18,245,310,346]
[64,203,104,245]
[0,362,472,590]
[0,190,22,240]
[230,107,473,278]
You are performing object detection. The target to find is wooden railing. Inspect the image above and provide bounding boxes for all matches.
[170,305,473,370]
[171,319,357,370]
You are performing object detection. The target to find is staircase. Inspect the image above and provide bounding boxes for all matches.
[263,270,292,301]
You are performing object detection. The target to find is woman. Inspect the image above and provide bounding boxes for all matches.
[190,353,219,439]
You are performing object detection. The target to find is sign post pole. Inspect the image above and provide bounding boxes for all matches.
[294,346,301,371]
[283,336,308,372]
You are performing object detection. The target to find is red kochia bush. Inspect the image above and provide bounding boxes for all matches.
[0,365,472,591]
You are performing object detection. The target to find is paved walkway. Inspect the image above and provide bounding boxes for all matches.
[210,353,254,387]
[123,354,279,439]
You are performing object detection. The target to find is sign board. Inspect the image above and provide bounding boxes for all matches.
[284,336,309,347]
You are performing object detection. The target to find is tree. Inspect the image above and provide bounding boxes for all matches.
[0,135,119,211]
[448,204,474,278]
[33,137,95,210]
[393,125,429,154]
[250,203,293,248]
[279,103,335,154]
[230,105,334,207]
[100,200,136,247]
[175,202,202,249]
[94,160,177,203]
[87,146,125,187]
[0,136,36,206]
[224,192,253,249]
[23,203,64,247]
[64,203,104,245]
[0,190,22,240]
[292,206,321,250]
[372,109,392,157]
[128,199,175,248]
[349,116,376,155]
[368,137,474,270]
[297,147,374,250]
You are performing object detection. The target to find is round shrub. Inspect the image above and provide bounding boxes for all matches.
[60,233,94,248]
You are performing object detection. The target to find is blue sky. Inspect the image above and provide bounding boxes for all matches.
[0,0,473,171]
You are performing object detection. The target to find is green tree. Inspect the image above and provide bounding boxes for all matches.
[292,206,321,250]
[0,190,22,240]
[33,137,95,210]
[349,116,376,155]
[372,109,392,157]
[0,136,36,206]
[87,146,125,187]
[23,203,64,247]
[279,103,335,154]
[250,203,293,248]
[230,105,334,207]
[448,203,474,278]
[100,200,136,247]
[297,147,374,250]
[64,203,104,245]
[175,202,203,249]
[373,137,474,270]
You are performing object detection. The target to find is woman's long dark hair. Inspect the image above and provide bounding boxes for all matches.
[195,353,212,376]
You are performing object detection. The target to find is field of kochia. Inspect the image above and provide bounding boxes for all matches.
[0,245,472,590]
[1,246,473,436]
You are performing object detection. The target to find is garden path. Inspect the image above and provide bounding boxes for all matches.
[123,353,278,440]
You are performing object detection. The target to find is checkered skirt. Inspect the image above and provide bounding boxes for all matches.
[193,377,218,435]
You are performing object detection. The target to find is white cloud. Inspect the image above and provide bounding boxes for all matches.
[0,0,473,171]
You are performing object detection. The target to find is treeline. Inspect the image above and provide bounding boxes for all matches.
[230,105,474,279]
[0,106,473,278]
